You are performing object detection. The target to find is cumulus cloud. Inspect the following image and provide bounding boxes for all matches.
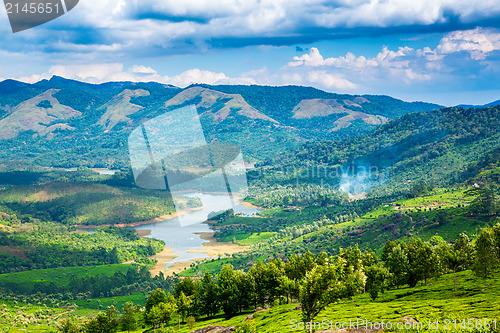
[288,46,426,84]
[15,63,256,87]
[286,27,500,90]
[166,68,256,87]
[307,71,357,90]
[437,27,500,60]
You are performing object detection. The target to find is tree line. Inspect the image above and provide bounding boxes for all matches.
[64,222,499,333]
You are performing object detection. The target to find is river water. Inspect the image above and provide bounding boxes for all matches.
[134,193,261,268]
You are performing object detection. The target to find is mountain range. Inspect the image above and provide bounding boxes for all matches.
[0,76,443,169]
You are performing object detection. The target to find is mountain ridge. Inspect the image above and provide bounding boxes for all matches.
[0,76,443,169]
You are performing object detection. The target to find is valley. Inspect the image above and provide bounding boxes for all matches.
[0,79,498,332]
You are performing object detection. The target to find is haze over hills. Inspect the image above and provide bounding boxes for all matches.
[260,105,500,195]
[0,76,442,169]
[457,100,500,108]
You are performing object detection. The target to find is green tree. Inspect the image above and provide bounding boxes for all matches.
[146,289,168,313]
[157,301,177,327]
[57,317,81,333]
[176,291,192,329]
[466,186,498,215]
[121,302,140,333]
[453,233,474,270]
[384,242,409,288]
[365,264,389,300]
[217,264,240,318]
[147,305,163,331]
[474,226,498,279]
[300,263,344,333]
[200,272,219,317]
[84,306,120,333]
[407,238,441,286]
[187,316,195,330]
[443,246,462,292]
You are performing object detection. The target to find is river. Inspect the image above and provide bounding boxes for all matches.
[134,193,261,269]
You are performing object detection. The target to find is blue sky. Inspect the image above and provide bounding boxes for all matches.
[1,0,500,106]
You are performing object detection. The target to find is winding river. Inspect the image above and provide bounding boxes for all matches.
[134,193,261,268]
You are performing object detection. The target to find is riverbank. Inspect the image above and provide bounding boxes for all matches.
[149,232,248,276]
[239,200,265,210]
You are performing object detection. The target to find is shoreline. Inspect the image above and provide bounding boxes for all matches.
[239,200,264,210]
[149,247,179,277]
[150,231,249,276]
[74,206,203,229]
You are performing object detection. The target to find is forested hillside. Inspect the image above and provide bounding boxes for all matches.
[0,77,441,169]
[257,105,500,195]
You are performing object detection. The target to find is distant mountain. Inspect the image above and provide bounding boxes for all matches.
[0,76,442,169]
[260,105,500,194]
[456,99,500,108]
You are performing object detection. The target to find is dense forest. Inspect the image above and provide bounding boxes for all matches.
[31,222,499,333]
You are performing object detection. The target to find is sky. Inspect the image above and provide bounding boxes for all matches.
[1,0,500,106]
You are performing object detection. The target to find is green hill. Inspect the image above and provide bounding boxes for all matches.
[258,105,500,194]
[0,77,441,169]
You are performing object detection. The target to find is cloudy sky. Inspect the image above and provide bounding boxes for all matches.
[1,0,500,105]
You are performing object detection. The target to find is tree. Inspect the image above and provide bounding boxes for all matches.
[443,246,462,292]
[176,291,192,328]
[466,186,498,215]
[147,305,163,331]
[158,301,177,327]
[121,302,140,333]
[384,242,409,288]
[407,238,441,286]
[284,252,316,281]
[57,317,81,333]
[453,233,474,270]
[300,263,344,333]
[85,306,120,333]
[200,272,219,317]
[278,275,299,304]
[175,277,197,298]
[146,289,168,313]
[409,180,428,198]
[474,226,498,279]
[187,316,195,330]
[365,264,389,300]
[217,264,240,318]
[248,261,267,307]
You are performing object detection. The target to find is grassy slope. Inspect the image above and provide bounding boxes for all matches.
[0,264,137,292]
[1,270,498,332]
[177,270,500,333]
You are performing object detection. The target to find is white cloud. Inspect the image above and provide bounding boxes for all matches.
[289,46,414,70]
[14,63,256,87]
[306,71,357,90]
[165,68,256,87]
[287,46,427,85]
[436,27,500,60]
[48,63,130,82]
[130,65,157,74]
